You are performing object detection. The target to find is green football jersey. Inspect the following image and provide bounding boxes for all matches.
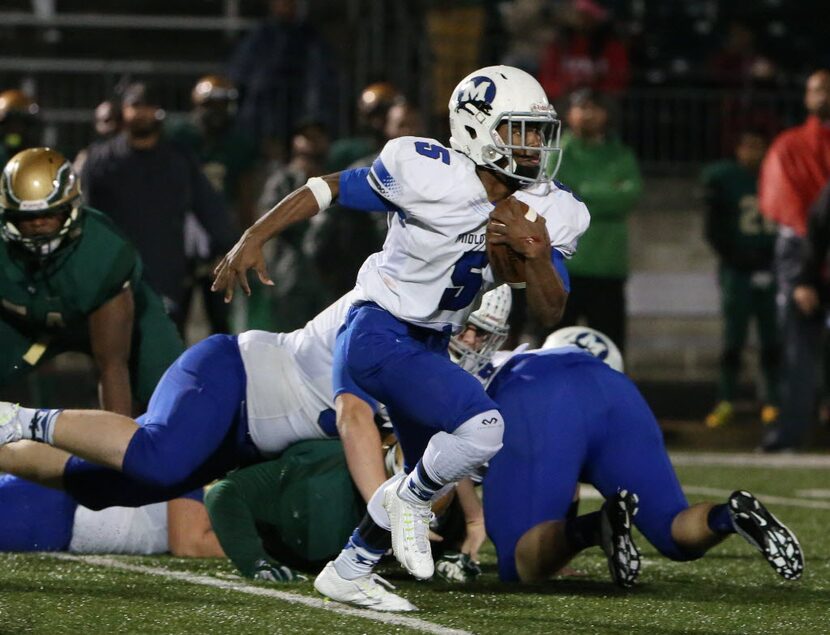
[702,160,777,271]
[0,206,184,402]
[205,440,364,575]
[164,117,258,205]
[0,207,140,343]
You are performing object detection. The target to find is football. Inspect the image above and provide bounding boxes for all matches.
[486,197,539,289]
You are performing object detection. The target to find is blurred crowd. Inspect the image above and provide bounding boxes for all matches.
[1,0,830,453]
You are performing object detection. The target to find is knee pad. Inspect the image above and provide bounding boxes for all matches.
[422,410,504,484]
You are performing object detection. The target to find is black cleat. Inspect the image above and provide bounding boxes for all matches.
[600,489,641,588]
[728,490,804,581]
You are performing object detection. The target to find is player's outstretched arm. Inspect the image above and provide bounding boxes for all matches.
[211,172,342,302]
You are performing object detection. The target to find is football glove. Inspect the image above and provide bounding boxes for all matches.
[252,559,305,583]
[434,551,482,583]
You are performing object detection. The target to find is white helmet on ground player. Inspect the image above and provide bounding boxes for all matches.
[542,326,624,373]
[450,285,512,375]
[448,65,562,185]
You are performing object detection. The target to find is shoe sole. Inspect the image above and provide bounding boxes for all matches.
[600,490,641,589]
[313,565,417,612]
[384,487,434,580]
[728,490,804,581]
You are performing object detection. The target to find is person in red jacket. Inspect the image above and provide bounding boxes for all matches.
[537,0,629,101]
[758,69,830,451]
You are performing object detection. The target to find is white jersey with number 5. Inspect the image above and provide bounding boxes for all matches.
[356,135,590,333]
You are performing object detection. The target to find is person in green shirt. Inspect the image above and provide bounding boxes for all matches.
[702,130,780,429]
[326,82,401,172]
[554,88,642,353]
[165,75,258,335]
[0,147,184,414]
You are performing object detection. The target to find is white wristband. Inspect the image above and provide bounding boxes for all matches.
[305,176,333,211]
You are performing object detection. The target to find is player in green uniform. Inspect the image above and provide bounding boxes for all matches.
[702,130,780,428]
[205,438,479,584]
[165,75,258,333]
[204,440,363,581]
[0,148,184,414]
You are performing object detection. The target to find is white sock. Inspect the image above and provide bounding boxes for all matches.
[17,407,62,444]
[333,530,386,580]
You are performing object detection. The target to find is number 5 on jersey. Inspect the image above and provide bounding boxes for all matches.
[439,251,488,311]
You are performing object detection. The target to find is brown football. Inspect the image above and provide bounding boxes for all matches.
[486,197,537,289]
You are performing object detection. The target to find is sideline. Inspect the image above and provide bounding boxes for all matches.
[50,553,474,635]
[669,451,830,470]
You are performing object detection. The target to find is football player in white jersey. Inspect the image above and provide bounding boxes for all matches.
[0,292,382,512]
[211,65,589,603]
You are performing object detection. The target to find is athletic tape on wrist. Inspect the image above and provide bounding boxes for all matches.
[305,176,333,211]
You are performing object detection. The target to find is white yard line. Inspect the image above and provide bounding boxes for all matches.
[669,451,830,469]
[579,483,830,510]
[50,554,473,635]
[682,486,830,510]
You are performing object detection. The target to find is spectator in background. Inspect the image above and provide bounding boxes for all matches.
[791,180,830,443]
[166,75,259,335]
[73,99,123,173]
[167,75,259,229]
[0,90,41,166]
[229,0,337,160]
[554,88,641,352]
[701,130,779,430]
[758,69,830,452]
[499,0,556,75]
[326,82,401,172]
[306,101,423,305]
[248,122,331,331]
[81,82,236,332]
[537,0,629,101]
[706,22,776,89]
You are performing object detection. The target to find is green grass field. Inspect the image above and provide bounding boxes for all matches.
[1,456,829,635]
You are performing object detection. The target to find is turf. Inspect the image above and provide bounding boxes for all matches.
[1,461,829,635]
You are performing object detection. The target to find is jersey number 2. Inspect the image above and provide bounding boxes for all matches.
[414,141,450,165]
[439,251,488,311]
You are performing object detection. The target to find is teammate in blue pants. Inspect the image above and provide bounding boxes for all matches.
[477,326,804,586]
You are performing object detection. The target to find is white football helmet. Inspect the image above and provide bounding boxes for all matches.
[450,285,512,376]
[448,65,561,185]
[542,326,624,373]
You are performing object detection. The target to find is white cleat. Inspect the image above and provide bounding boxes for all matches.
[384,484,435,580]
[0,402,23,446]
[313,562,418,612]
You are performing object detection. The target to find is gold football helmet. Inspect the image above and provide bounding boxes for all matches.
[0,147,83,258]
[191,74,238,105]
[0,89,40,122]
[358,82,400,117]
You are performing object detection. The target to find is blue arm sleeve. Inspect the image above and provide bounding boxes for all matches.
[338,168,398,212]
[552,249,570,293]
